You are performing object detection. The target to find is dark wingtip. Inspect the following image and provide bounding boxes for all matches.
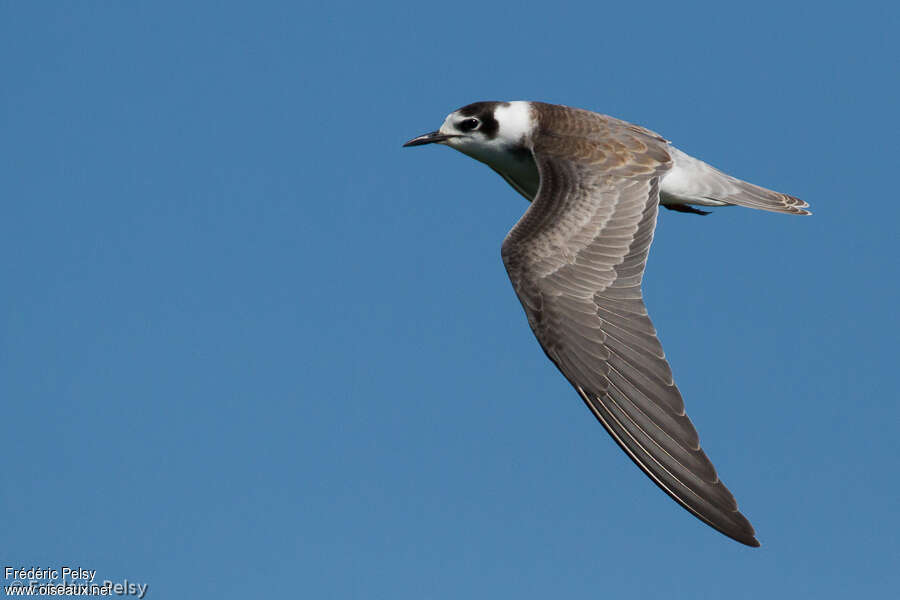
[725,519,760,548]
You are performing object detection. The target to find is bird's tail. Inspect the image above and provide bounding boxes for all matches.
[662,147,811,216]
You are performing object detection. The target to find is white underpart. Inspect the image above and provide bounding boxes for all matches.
[487,151,541,201]
[659,146,728,207]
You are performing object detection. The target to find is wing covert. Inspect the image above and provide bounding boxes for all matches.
[501,104,759,546]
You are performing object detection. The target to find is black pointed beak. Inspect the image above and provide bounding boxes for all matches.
[402,131,457,147]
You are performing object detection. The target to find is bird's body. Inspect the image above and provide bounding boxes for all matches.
[404,101,809,547]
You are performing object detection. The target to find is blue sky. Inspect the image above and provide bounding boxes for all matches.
[2,1,898,598]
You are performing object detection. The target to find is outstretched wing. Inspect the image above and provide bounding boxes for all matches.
[502,103,759,546]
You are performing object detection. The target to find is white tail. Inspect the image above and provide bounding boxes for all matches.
[660,147,810,215]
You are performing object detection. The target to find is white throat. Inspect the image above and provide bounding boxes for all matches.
[446,101,540,200]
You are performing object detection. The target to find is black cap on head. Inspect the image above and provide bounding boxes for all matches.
[455,101,507,139]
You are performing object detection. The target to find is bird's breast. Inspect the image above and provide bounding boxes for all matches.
[476,145,540,201]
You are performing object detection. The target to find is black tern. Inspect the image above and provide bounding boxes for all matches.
[404,101,810,547]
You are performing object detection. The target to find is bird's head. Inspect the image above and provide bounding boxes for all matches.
[403,101,534,163]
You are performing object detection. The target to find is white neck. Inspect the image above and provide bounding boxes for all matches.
[493,101,534,146]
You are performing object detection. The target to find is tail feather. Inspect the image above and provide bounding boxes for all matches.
[710,176,810,215]
[660,146,811,216]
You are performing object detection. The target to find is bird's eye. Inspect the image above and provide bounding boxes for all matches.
[459,118,480,132]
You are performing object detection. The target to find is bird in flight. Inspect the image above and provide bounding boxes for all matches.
[403,101,809,547]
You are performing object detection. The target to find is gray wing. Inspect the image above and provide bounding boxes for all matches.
[502,104,759,546]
